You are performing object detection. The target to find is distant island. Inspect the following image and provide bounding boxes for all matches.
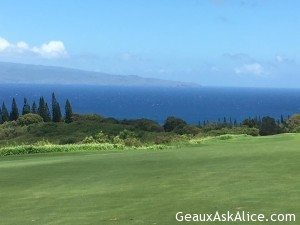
[0,61,200,87]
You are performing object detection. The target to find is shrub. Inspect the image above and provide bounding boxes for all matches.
[59,137,78,144]
[35,139,52,146]
[118,129,137,140]
[134,119,163,132]
[284,114,300,132]
[163,116,187,132]
[0,121,25,139]
[94,131,109,143]
[242,118,259,128]
[17,113,43,126]
[112,135,124,144]
[114,130,142,146]
[82,131,109,144]
[173,125,201,135]
[259,116,279,136]
[72,114,103,122]
[153,135,172,144]
[82,136,95,144]
[206,126,259,136]
[103,117,119,124]
[123,137,142,147]
[218,134,235,140]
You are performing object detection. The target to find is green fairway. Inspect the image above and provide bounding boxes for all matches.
[0,134,299,225]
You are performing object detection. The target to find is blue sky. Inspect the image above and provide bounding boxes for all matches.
[0,0,300,87]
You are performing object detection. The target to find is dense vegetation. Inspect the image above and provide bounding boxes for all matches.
[0,93,300,154]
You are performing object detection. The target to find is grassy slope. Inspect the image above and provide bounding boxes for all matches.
[0,134,299,225]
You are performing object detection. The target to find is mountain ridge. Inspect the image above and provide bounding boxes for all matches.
[0,61,200,87]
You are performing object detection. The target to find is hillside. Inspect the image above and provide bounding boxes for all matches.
[0,62,199,87]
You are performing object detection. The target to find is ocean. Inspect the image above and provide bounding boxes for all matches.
[1,84,300,124]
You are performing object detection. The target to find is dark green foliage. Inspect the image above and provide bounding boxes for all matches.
[59,137,78,144]
[0,108,2,124]
[22,98,31,115]
[10,98,19,121]
[1,103,9,122]
[282,114,300,132]
[73,114,103,122]
[234,119,237,126]
[207,127,259,136]
[280,115,284,124]
[17,113,43,126]
[65,99,73,123]
[242,118,260,128]
[163,116,187,132]
[118,129,137,140]
[103,117,119,124]
[7,116,133,146]
[173,125,201,135]
[116,130,141,146]
[259,116,279,136]
[153,133,175,144]
[121,119,163,132]
[45,103,51,122]
[38,97,46,120]
[52,93,62,122]
[135,119,163,132]
[31,102,37,114]
[38,97,50,122]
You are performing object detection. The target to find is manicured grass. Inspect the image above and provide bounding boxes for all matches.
[0,134,299,225]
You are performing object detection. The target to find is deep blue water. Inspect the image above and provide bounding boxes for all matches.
[1,84,300,124]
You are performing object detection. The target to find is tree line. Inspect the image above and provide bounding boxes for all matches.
[165,114,289,136]
[0,92,292,137]
[0,93,73,124]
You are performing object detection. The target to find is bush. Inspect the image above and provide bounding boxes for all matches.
[173,125,201,135]
[72,114,103,123]
[0,121,25,139]
[242,118,259,128]
[284,114,300,132]
[259,116,279,136]
[134,119,163,132]
[123,137,142,147]
[163,116,187,132]
[114,130,142,146]
[82,131,109,144]
[94,131,109,143]
[59,137,78,144]
[17,113,43,126]
[82,136,95,144]
[35,139,52,146]
[206,126,259,136]
[118,129,137,140]
[103,117,119,124]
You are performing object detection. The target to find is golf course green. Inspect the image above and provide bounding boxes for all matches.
[0,134,299,225]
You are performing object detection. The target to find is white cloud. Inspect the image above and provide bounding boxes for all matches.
[275,55,293,64]
[16,41,29,50]
[235,63,266,75]
[0,37,68,58]
[32,41,68,58]
[0,37,11,51]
